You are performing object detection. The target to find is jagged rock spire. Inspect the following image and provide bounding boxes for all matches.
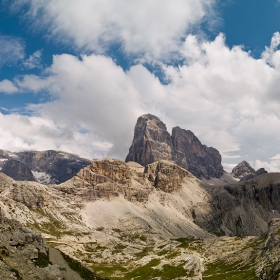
[126,114,223,179]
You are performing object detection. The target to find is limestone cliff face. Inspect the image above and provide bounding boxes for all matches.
[145,160,194,193]
[172,126,223,179]
[125,114,174,166]
[126,114,223,179]
[58,158,152,202]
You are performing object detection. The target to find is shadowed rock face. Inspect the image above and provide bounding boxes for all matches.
[126,114,223,179]
[240,168,268,182]
[1,159,35,181]
[195,173,280,237]
[172,126,223,179]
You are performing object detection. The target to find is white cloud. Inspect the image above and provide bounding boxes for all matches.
[262,32,280,66]
[13,0,216,61]
[0,80,18,94]
[0,35,25,67]
[270,154,280,160]
[23,50,42,69]
[0,112,111,159]
[223,163,237,172]
[1,30,280,171]
[254,159,280,173]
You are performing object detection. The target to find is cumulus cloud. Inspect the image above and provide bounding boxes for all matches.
[254,159,280,173]
[2,32,278,168]
[0,112,111,159]
[1,2,280,171]
[0,35,25,67]
[12,0,216,61]
[0,80,18,94]
[262,32,280,66]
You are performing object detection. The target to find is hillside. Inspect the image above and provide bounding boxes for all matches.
[0,158,280,279]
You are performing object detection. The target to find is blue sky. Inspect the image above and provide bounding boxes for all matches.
[1,0,280,172]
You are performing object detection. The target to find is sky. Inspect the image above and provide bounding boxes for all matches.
[1,0,280,172]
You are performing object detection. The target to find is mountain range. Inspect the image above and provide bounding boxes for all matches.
[0,113,278,280]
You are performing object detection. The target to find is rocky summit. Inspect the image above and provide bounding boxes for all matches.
[231,160,268,181]
[126,114,223,179]
[125,114,174,166]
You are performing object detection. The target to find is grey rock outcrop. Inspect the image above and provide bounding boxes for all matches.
[0,214,66,280]
[126,114,223,179]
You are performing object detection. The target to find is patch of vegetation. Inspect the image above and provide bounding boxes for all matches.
[203,259,258,280]
[118,232,147,243]
[34,208,45,216]
[96,227,105,231]
[135,246,152,259]
[33,252,52,268]
[166,251,180,259]
[91,264,128,278]
[112,244,127,254]
[173,237,203,251]
[124,260,186,280]
[157,244,166,249]
[92,260,188,280]
[83,243,107,253]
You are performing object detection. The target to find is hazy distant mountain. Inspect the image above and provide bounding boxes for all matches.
[0,149,92,184]
[231,160,268,181]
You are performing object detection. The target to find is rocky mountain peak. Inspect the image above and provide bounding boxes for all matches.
[125,114,174,166]
[231,160,268,181]
[126,114,223,179]
[231,160,255,179]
